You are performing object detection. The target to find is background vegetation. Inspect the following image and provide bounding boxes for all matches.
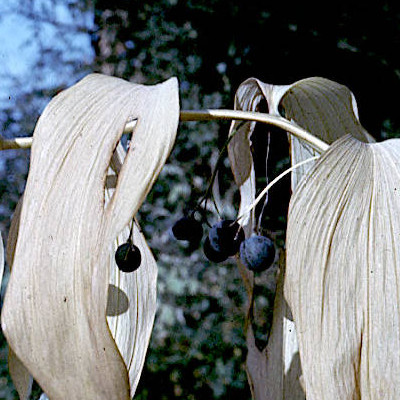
[1,1,400,398]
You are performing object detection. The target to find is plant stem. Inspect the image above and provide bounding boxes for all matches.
[195,124,240,212]
[0,109,329,152]
[0,137,34,150]
[235,155,320,225]
[180,110,329,153]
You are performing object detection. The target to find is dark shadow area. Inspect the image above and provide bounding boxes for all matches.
[284,351,305,399]
[106,284,130,317]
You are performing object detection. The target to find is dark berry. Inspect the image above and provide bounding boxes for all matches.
[172,216,203,243]
[208,220,245,256]
[239,235,275,272]
[203,236,229,263]
[115,242,142,273]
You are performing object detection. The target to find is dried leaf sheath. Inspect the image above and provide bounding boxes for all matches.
[1,74,179,399]
[286,136,400,399]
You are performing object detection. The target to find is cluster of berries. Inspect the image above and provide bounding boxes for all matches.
[114,121,277,273]
[113,211,276,274]
[172,215,275,272]
[114,214,275,274]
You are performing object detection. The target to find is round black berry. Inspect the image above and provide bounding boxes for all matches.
[208,220,245,256]
[115,242,142,273]
[172,216,203,243]
[203,236,229,263]
[239,235,275,272]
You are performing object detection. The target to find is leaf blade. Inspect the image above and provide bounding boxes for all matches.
[228,76,374,399]
[1,74,179,399]
[286,135,400,398]
[105,144,158,397]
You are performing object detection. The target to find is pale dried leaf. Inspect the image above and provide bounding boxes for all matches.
[105,143,157,398]
[8,348,32,400]
[228,76,376,399]
[271,78,375,399]
[273,78,375,399]
[227,78,290,198]
[228,77,374,198]
[227,78,299,399]
[1,74,179,399]
[7,153,157,400]
[286,135,400,399]
[281,77,374,190]
[245,323,267,399]
[5,198,22,267]
[281,77,373,143]
[227,78,286,231]
[263,257,304,400]
[5,199,33,400]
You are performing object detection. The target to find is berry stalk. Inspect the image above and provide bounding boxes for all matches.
[194,121,246,215]
[235,155,320,225]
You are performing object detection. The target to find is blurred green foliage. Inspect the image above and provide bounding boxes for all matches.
[1,0,400,399]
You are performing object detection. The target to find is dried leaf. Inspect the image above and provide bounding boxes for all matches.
[227,78,282,232]
[286,135,400,398]
[8,348,32,400]
[281,77,374,190]
[281,77,373,142]
[1,74,179,399]
[5,199,33,400]
[228,77,373,199]
[7,149,158,399]
[105,143,158,397]
[228,77,374,399]
[263,253,304,400]
[227,78,300,399]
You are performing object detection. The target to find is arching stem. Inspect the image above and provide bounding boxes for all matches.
[0,109,328,152]
[180,109,329,153]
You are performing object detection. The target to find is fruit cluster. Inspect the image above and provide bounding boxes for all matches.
[114,122,276,273]
[114,211,275,273]
[170,122,275,272]
[172,215,275,272]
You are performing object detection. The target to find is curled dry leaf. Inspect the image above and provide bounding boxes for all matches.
[227,77,373,399]
[105,143,158,397]
[1,74,179,399]
[280,77,374,190]
[286,135,400,399]
[228,77,374,206]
